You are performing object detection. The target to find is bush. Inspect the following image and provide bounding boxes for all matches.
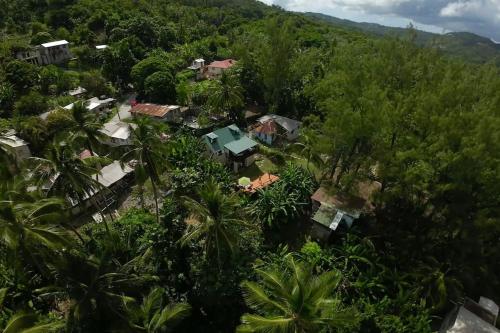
[14,91,48,116]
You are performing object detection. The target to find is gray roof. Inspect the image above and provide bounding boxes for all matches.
[446,306,500,333]
[258,114,300,133]
[94,161,133,188]
[100,121,132,140]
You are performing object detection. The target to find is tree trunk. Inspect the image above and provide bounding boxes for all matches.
[335,140,359,186]
[329,151,342,179]
[151,180,160,224]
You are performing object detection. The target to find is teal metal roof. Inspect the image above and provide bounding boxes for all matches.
[224,136,257,155]
[312,203,356,231]
[203,124,257,154]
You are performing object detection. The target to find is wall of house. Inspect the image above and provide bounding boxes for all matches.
[39,45,71,64]
[255,132,274,145]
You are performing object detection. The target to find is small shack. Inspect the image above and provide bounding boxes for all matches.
[310,187,368,241]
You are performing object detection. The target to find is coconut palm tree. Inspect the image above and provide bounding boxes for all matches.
[121,116,167,223]
[0,183,72,274]
[29,140,112,238]
[207,70,244,122]
[179,179,252,268]
[41,252,157,332]
[128,287,191,333]
[69,100,105,156]
[2,311,64,333]
[238,254,358,333]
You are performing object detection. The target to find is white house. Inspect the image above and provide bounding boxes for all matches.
[16,40,72,65]
[188,58,205,80]
[99,121,134,147]
[0,131,31,162]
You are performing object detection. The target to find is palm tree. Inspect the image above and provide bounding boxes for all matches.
[207,70,244,122]
[29,140,111,237]
[0,132,15,179]
[179,179,252,267]
[69,100,105,156]
[2,311,64,333]
[121,116,167,223]
[41,252,157,332]
[128,287,191,333]
[0,183,72,275]
[238,254,358,333]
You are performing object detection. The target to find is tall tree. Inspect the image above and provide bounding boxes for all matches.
[207,70,244,123]
[69,100,105,156]
[121,117,167,223]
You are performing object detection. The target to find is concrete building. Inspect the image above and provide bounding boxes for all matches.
[0,131,31,162]
[16,40,72,65]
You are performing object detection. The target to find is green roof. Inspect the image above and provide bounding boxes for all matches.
[224,136,257,155]
[203,124,257,154]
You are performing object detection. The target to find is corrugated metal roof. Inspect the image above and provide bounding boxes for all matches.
[258,114,300,133]
[208,59,236,69]
[130,103,172,118]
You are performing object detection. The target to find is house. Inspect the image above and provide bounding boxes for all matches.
[65,97,116,114]
[0,131,31,162]
[252,120,278,145]
[243,173,280,194]
[95,45,108,50]
[99,121,133,147]
[206,59,236,79]
[202,124,258,172]
[440,297,499,333]
[188,58,206,80]
[254,114,300,144]
[68,86,87,99]
[310,187,368,241]
[16,40,72,65]
[70,160,134,215]
[129,103,185,123]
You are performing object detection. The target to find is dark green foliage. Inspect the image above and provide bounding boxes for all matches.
[14,91,48,116]
[144,71,176,104]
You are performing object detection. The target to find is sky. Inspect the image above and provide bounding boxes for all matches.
[258,0,500,41]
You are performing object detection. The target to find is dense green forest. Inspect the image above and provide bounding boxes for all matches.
[1,0,500,332]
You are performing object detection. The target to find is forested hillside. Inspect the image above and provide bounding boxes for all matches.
[1,0,500,332]
[307,12,500,65]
